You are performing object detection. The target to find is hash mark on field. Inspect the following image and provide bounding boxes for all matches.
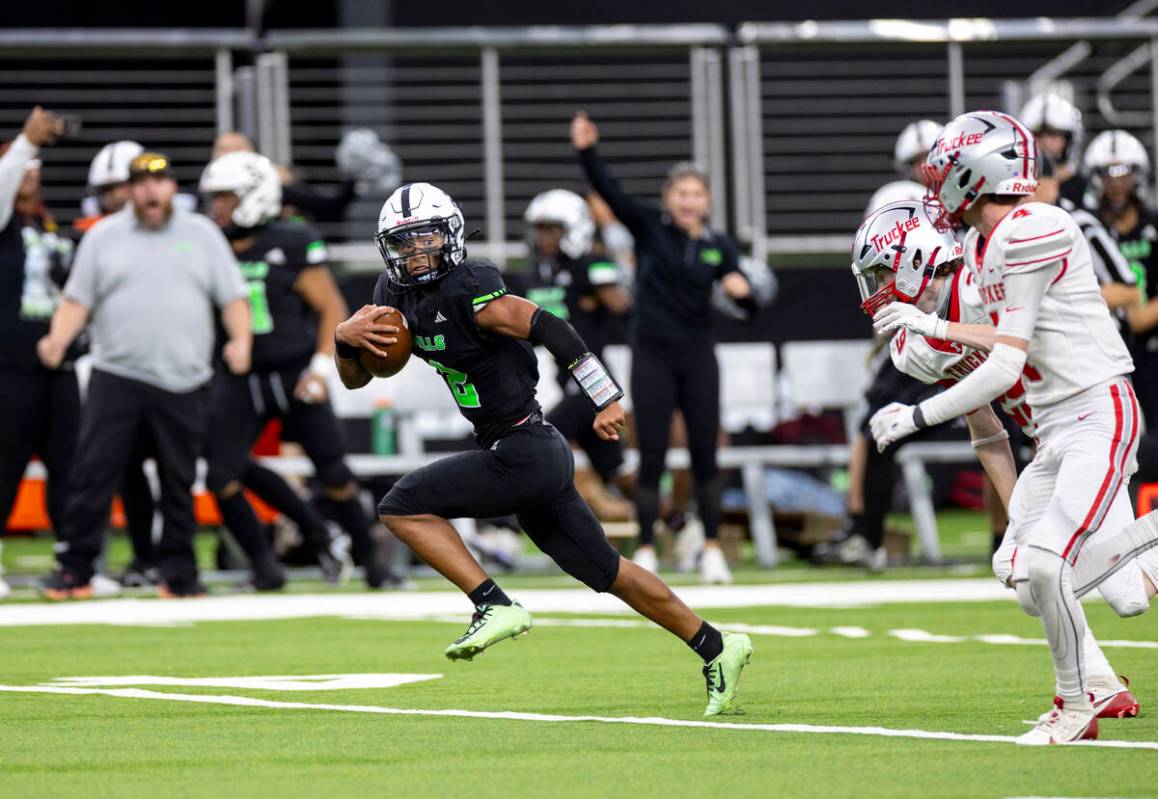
[1,684,1156,751]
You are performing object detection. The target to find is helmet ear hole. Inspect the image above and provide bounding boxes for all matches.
[957,168,974,189]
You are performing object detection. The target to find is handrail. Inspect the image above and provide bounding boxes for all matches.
[0,28,255,54]
[738,17,1158,44]
[265,24,730,54]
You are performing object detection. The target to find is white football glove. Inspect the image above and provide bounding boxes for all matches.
[869,401,919,452]
[872,301,947,339]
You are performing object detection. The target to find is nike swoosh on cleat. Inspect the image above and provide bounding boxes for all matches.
[716,669,726,694]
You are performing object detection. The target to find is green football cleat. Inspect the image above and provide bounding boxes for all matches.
[444,602,533,661]
[702,632,753,716]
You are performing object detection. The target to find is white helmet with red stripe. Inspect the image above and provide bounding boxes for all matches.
[924,110,1039,229]
[851,199,964,316]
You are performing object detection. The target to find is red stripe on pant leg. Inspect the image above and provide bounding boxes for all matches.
[1061,384,1125,560]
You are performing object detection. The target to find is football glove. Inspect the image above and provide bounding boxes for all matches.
[872,301,947,339]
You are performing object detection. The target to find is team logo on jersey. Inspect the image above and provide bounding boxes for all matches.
[435,311,448,324]
[700,248,723,267]
[416,334,447,352]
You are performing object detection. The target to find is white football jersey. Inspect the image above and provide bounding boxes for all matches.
[891,266,1035,437]
[963,202,1133,407]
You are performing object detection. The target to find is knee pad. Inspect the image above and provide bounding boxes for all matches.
[1014,579,1041,617]
[1097,566,1150,618]
[317,459,354,489]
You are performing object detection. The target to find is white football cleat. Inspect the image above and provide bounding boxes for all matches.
[89,574,123,598]
[1017,704,1098,746]
[0,576,11,600]
[700,545,733,585]
[632,545,658,574]
[675,516,706,573]
[1053,677,1140,719]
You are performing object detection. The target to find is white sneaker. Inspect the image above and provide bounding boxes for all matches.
[632,545,658,574]
[675,516,706,573]
[0,576,10,599]
[89,574,123,598]
[1017,704,1098,745]
[700,545,733,585]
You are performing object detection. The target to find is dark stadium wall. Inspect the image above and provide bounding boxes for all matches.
[6,0,1126,27]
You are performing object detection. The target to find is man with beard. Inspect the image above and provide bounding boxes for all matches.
[38,152,252,599]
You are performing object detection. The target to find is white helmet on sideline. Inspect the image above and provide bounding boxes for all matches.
[376,182,466,290]
[865,180,927,218]
[1019,92,1083,172]
[894,120,942,175]
[199,151,282,230]
[851,199,963,317]
[924,110,1039,229]
[524,189,595,260]
[88,140,144,189]
[1083,129,1151,204]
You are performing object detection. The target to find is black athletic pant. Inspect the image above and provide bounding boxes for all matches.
[56,370,209,588]
[204,368,370,563]
[547,390,625,483]
[379,416,622,591]
[0,364,79,534]
[120,433,159,570]
[630,337,721,547]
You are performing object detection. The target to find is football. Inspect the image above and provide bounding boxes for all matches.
[357,307,412,378]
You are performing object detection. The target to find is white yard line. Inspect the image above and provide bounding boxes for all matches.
[0,579,1014,628]
[1,684,1155,751]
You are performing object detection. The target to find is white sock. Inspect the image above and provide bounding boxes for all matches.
[1028,546,1092,710]
[1081,627,1119,687]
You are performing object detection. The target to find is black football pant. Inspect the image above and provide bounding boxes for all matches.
[204,368,372,565]
[547,391,625,483]
[630,337,721,547]
[56,370,209,588]
[0,365,79,535]
[379,416,622,591]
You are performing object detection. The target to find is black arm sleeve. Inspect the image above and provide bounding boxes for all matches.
[528,307,588,369]
[576,147,655,236]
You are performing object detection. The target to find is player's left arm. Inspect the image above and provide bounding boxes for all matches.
[294,264,349,402]
[475,294,626,441]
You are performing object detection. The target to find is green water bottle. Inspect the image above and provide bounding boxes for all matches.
[372,399,397,455]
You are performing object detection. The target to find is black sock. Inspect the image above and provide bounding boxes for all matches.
[216,492,274,563]
[688,621,724,663]
[243,464,331,546]
[468,578,512,607]
[326,494,375,561]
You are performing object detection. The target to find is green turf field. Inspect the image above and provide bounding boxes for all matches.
[2,583,1157,798]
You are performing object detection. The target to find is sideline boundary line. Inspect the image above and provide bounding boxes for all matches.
[2,684,1157,751]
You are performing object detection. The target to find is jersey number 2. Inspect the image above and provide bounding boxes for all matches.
[429,360,481,408]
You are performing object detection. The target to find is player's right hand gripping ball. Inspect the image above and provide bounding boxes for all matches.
[359,308,412,378]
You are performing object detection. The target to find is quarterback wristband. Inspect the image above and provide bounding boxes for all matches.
[570,352,624,411]
[971,430,1010,449]
[334,336,359,360]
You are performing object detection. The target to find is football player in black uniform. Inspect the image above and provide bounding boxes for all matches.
[200,151,390,589]
[520,189,632,511]
[335,182,753,715]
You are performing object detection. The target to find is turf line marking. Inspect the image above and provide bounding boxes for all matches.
[2,685,1157,751]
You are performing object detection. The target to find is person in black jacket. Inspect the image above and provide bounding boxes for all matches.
[572,112,754,584]
[0,107,75,599]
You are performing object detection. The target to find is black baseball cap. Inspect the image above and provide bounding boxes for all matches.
[128,152,176,182]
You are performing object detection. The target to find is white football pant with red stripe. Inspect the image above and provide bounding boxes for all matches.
[1007,378,1152,707]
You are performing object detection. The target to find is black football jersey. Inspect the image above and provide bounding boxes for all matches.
[521,253,621,388]
[234,220,330,370]
[374,260,541,447]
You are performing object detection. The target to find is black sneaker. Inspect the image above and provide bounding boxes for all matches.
[120,561,161,588]
[159,579,208,598]
[248,556,287,591]
[40,569,94,601]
